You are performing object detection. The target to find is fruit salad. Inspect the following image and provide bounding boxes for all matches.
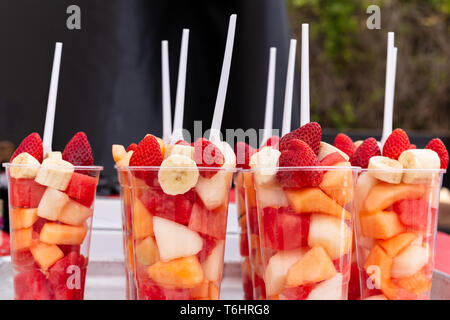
[119,134,235,300]
[4,132,102,300]
[352,130,448,300]
[250,123,359,300]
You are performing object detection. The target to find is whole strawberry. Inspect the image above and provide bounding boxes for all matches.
[350,138,381,168]
[235,142,256,170]
[193,138,225,178]
[333,133,356,158]
[10,133,43,163]
[62,132,94,166]
[279,122,322,154]
[426,138,448,169]
[382,129,410,160]
[276,139,323,188]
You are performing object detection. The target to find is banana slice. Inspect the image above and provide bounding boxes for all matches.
[45,151,62,160]
[318,142,349,162]
[10,152,40,179]
[35,157,74,191]
[158,154,199,195]
[398,149,441,184]
[164,144,194,160]
[368,156,403,184]
[249,146,281,186]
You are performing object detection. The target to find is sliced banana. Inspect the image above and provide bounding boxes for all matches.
[45,151,63,160]
[164,144,194,160]
[35,157,74,191]
[398,149,441,184]
[368,156,403,184]
[317,142,349,162]
[10,152,40,179]
[158,154,199,195]
[249,146,281,186]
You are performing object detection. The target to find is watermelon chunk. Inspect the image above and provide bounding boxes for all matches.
[65,173,98,207]
[14,269,53,300]
[9,178,46,208]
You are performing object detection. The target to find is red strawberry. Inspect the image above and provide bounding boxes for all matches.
[10,132,43,163]
[333,133,356,158]
[175,140,190,146]
[279,122,322,154]
[262,136,280,148]
[382,129,410,160]
[409,144,417,149]
[129,135,163,185]
[193,138,225,178]
[14,269,53,300]
[62,132,94,166]
[320,152,347,166]
[277,139,323,188]
[127,143,138,152]
[235,142,256,169]
[426,138,448,169]
[350,138,381,168]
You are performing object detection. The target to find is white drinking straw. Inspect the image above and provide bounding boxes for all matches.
[161,41,172,143]
[172,29,190,142]
[300,24,310,126]
[43,42,63,155]
[381,32,396,146]
[281,39,297,136]
[209,14,237,142]
[261,47,277,146]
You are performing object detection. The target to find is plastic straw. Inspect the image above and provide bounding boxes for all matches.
[161,41,172,143]
[300,24,310,126]
[281,39,297,136]
[261,47,277,146]
[381,32,396,146]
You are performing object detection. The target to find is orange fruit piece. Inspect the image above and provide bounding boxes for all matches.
[378,232,417,257]
[360,211,405,239]
[11,227,32,251]
[30,242,64,270]
[10,208,38,230]
[393,271,431,296]
[364,183,426,213]
[133,198,154,239]
[39,223,87,245]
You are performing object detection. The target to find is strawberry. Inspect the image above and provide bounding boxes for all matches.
[175,140,190,146]
[62,132,94,166]
[193,138,225,178]
[409,144,417,149]
[279,122,322,154]
[320,152,347,166]
[382,129,410,160]
[10,132,43,163]
[333,133,356,158]
[235,142,256,169]
[129,135,163,185]
[426,138,448,169]
[127,143,138,152]
[277,139,323,188]
[262,136,280,148]
[350,138,381,168]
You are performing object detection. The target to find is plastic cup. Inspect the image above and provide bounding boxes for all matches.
[354,168,445,300]
[3,163,103,300]
[252,166,359,300]
[127,166,234,300]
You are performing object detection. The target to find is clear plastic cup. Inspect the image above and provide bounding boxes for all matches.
[252,166,359,300]
[3,163,103,300]
[354,168,445,300]
[127,166,234,300]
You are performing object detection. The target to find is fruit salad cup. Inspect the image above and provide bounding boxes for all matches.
[4,162,102,300]
[251,166,359,300]
[127,166,234,300]
[354,168,445,300]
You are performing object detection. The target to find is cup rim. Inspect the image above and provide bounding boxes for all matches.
[361,168,446,173]
[3,163,104,170]
[245,166,361,172]
[119,165,237,172]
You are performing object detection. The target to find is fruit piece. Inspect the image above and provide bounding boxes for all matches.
[40,223,88,245]
[132,197,154,239]
[193,138,224,178]
[279,284,315,300]
[307,213,352,260]
[425,138,448,169]
[196,234,217,263]
[202,240,225,282]
[35,157,74,191]
[136,236,160,266]
[276,139,324,188]
[164,144,194,159]
[209,282,219,300]
[195,170,232,210]
[264,248,307,296]
[319,162,354,205]
[188,202,228,240]
[10,152,41,179]
[364,295,388,300]
[354,140,363,149]
[9,178,47,208]
[255,183,289,209]
[10,208,38,230]
[11,228,32,250]
[382,129,410,160]
[279,122,322,154]
[158,154,199,195]
[30,242,64,270]
[129,135,164,184]
[62,132,94,166]
[319,151,348,166]
[249,146,281,186]
[37,188,70,221]
[364,244,392,292]
[261,207,310,250]
[393,199,434,232]
[190,280,209,299]
[262,136,280,148]
[112,144,127,163]
[127,143,138,152]
[348,261,361,300]
[65,172,98,207]
[147,256,204,289]
[318,142,349,162]
[116,151,133,168]
[175,140,190,145]
[45,151,62,160]
[391,244,429,278]
[350,138,381,169]
[14,269,52,300]
[398,149,441,183]
[360,211,405,239]
[285,246,337,287]
[58,199,93,226]
[144,134,165,156]
[234,142,256,169]
[306,273,344,300]
[364,182,426,213]
[285,188,351,220]
[153,216,203,261]
[378,232,417,257]
[368,156,403,184]
[333,133,356,158]
[354,172,378,212]
[215,140,237,168]
[394,271,431,296]
[10,133,43,163]
[239,233,249,256]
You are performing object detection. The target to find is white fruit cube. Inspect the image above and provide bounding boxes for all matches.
[58,199,93,226]
[195,170,232,210]
[35,158,74,191]
[391,245,429,278]
[10,152,41,179]
[256,183,289,209]
[307,273,344,300]
[202,240,225,282]
[37,188,69,221]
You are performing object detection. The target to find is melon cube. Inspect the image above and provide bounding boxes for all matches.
[58,200,93,226]
[209,282,219,300]
[364,183,426,213]
[378,232,417,257]
[195,170,232,210]
[133,198,154,239]
[319,163,354,206]
[40,223,87,245]
[202,240,225,282]
[65,173,98,207]
[30,242,64,270]
[37,188,70,221]
[306,273,344,300]
[190,281,209,299]
[10,208,38,230]
[391,245,429,278]
[11,227,32,251]
[360,211,405,239]
[135,236,160,266]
